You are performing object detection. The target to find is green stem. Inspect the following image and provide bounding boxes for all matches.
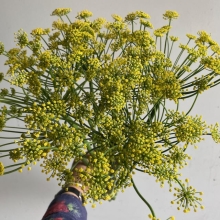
[2,130,26,134]
[164,20,171,55]
[5,126,27,130]
[160,37,162,51]
[0,154,9,158]
[145,99,161,123]
[4,167,22,175]
[0,141,20,148]
[168,41,174,59]
[5,162,25,169]
[131,178,156,218]
[0,149,16,152]
[185,93,198,116]
[171,48,185,72]
[175,178,184,190]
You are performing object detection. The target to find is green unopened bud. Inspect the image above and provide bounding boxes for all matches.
[0,72,4,82]
[0,42,4,54]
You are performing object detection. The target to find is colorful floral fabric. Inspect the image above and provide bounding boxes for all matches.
[42,193,87,220]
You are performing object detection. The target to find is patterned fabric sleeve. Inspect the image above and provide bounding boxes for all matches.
[42,193,87,220]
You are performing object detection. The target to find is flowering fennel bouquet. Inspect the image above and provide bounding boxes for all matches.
[1,8,220,219]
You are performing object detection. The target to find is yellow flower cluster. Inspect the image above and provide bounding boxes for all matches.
[148,214,175,220]
[51,8,71,16]
[163,10,179,20]
[175,115,207,145]
[170,36,179,42]
[0,162,4,175]
[0,109,6,131]
[76,10,93,19]
[1,8,220,215]
[140,19,154,29]
[9,148,23,162]
[81,152,117,202]
[196,31,215,45]
[98,57,142,111]
[168,146,191,169]
[171,179,204,212]
[154,25,171,37]
[211,44,220,55]
[14,29,29,48]
[193,75,212,93]
[0,88,8,96]
[0,42,4,54]
[112,14,123,22]
[125,11,150,22]
[210,123,220,143]
[0,89,9,97]
[186,34,197,40]
[201,55,220,74]
[31,28,50,36]
[151,70,182,102]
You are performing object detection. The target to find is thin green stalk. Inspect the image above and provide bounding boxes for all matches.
[131,21,134,33]
[5,126,28,130]
[0,136,21,139]
[164,20,171,55]
[180,65,204,82]
[157,99,170,122]
[40,36,51,48]
[179,92,197,99]
[131,178,156,218]
[172,39,191,68]
[135,168,146,173]
[132,88,137,121]
[89,80,98,112]
[123,105,131,124]
[157,102,160,121]
[65,15,72,23]
[0,154,9,158]
[5,162,25,169]
[161,141,179,153]
[171,49,185,71]
[174,55,191,76]
[0,148,17,152]
[0,141,21,148]
[160,37,162,51]
[210,80,220,88]
[0,97,28,105]
[168,41,174,59]
[146,101,161,124]
[1,93,28,100]
[185,93,198,116]
[4,167,22,175]
[105,39,114,55]
[175,178,184,191]
[176,99,179,112]
[117,42,132,58]
[2,130,26,134]
[6,115,25,122]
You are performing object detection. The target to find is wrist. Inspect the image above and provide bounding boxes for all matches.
[62,186,83,202]
[67,183,84,194]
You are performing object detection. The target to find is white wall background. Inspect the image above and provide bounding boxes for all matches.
[1,0,220,220]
